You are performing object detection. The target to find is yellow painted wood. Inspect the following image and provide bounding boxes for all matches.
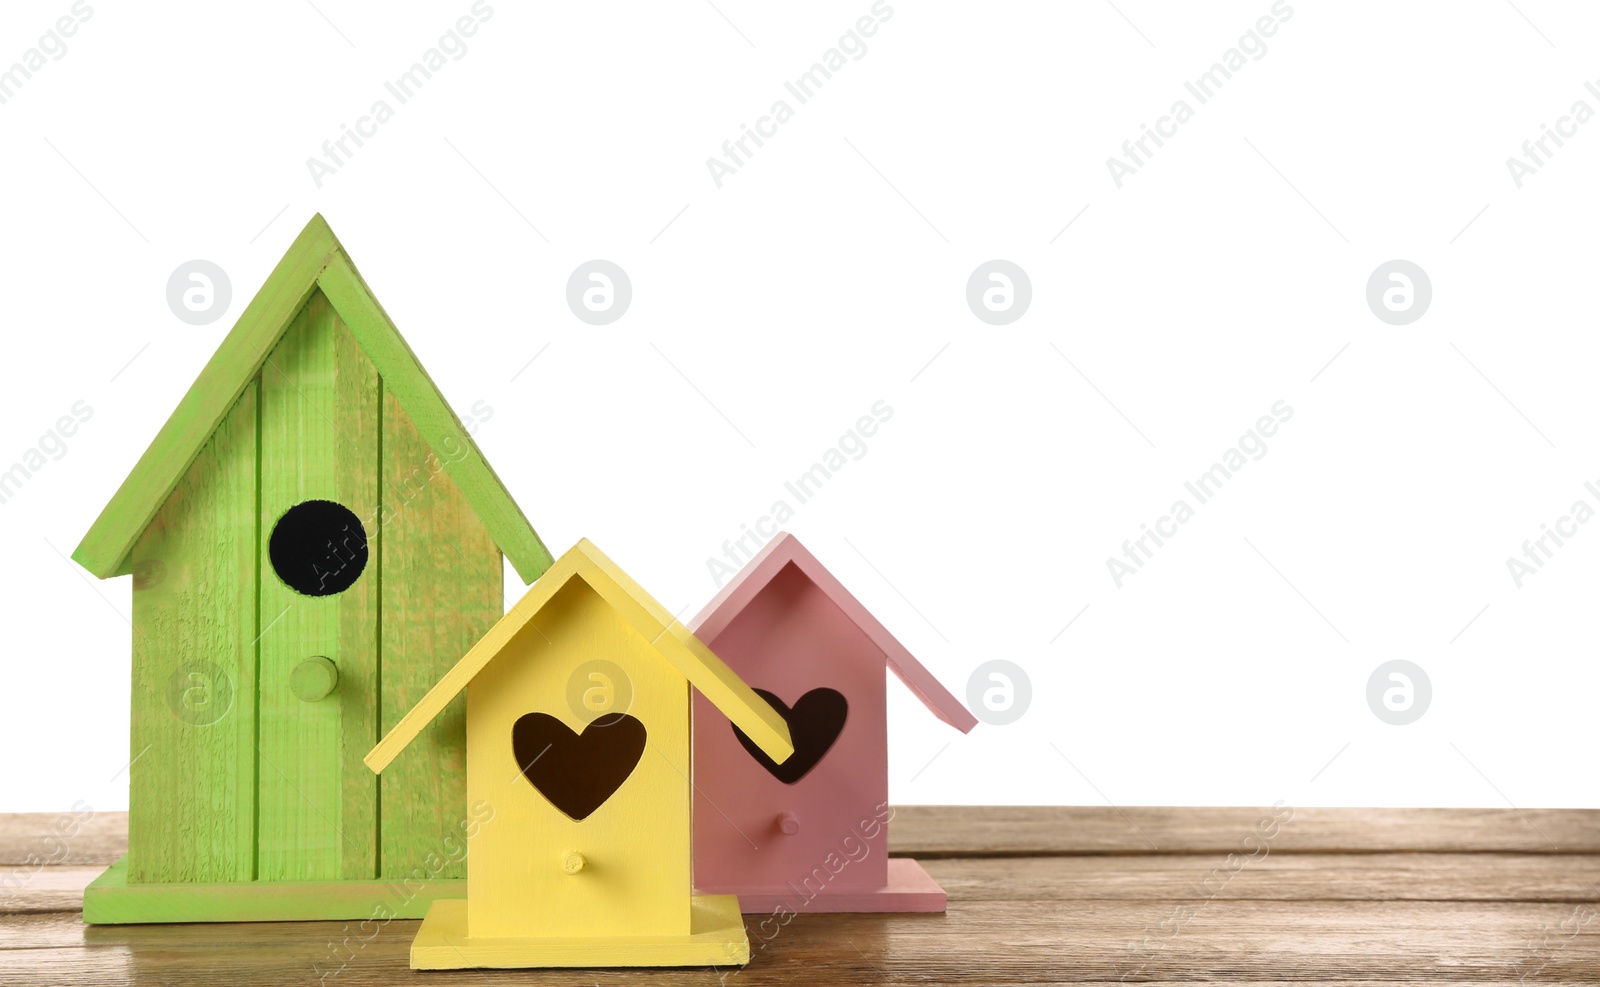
[408,896,750,969]
[365,540,793,775]
[377,386,499,882]
[363,540,793,964]
[590,549,792,760]
[465,576,691,939]
[256,291,378,881]
[125,383,258,884]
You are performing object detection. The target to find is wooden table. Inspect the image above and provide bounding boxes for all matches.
[3,806,1597,984]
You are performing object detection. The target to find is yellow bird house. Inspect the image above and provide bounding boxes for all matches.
[365,539,794,969]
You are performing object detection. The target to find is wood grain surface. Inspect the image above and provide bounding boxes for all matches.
[2,807,1596,984]
[124,381,257,885]
[255,290,380,883]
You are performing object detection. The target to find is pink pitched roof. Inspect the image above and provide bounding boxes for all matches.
[690,533,978,733]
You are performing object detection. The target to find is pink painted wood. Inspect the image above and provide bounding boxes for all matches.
[730,858,948,915]
[689,533,976,913]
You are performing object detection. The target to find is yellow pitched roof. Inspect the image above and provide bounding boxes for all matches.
[365,539,793,774]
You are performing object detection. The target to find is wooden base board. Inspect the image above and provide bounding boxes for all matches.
[710,856,948,914]
[82,855,465,924]
[409,895,751,969]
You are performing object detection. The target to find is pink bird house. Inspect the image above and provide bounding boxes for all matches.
[689,533,977,914]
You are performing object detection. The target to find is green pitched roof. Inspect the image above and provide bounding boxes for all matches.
[73,214,553,583]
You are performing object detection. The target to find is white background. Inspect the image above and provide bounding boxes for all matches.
[1,0,1596,815]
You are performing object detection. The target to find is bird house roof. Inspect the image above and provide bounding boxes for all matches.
[690,533,978,733]
[365,538,795,774]
[71,214,552,584]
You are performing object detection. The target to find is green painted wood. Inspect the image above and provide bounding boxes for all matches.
[83,855,462,924]
[71,214,551,914]
[125,384,259,884]
[376,388,499,881]
[256,292,379,882]
[75,214,551,586]
[72,216,339,578]
[317,252,552,584]
[289,657,339,703]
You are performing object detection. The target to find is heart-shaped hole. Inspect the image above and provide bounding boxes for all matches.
[512,712,647,820]
[733,688,847,785]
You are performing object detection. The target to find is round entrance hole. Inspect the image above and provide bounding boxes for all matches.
[268,500,369,597]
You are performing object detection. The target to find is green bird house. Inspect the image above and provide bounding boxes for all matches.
[74,215,552,923]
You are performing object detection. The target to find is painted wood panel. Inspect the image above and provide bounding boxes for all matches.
[693,561,889,894]
[378,387,499,881]
[256,291,379,881]
[316,252,551,583]
[72,218,338,579]
[126,384,259,884]
[465,578,692,940]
